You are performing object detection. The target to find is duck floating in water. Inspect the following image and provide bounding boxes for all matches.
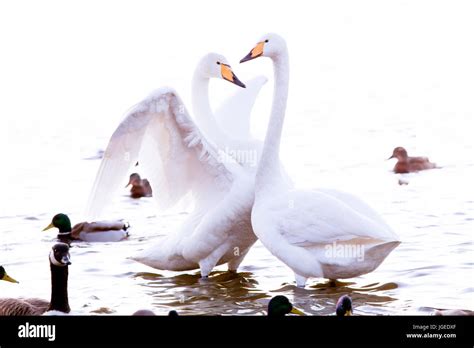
[388,147,436,173]
[267,296,305,316]
[43,213,129,243]
[0,243,71,315]
[0,266,19,284]
[126,173,153,199]
[336,295,353,316]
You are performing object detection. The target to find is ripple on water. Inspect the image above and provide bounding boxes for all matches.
[3,118,473,316]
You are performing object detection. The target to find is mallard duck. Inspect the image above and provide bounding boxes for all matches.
[126,173,153,198]
[0,243,71,315]
[267,296,305,316]
[43,213,129,242]
[0,266,19,284]
[388,147,437,173]
[336,295,353,316]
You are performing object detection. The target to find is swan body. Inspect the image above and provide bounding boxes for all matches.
[86,53,265,276]
[241,34,400,287]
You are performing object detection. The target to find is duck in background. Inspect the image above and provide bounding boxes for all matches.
[43,213,129,243]
[126,173,153,199]
[0,266,19,284]
[0,243,71,315]
[388,147,437,173]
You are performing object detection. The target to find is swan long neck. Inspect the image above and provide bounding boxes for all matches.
[48,263,70,313]
[191,72,224,147]
[255,51,290,193]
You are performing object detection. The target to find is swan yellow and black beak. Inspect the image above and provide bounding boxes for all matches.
[290,307,306,316]
[221,63,246,88]
[42,222,55,231]
[240,41,265,63]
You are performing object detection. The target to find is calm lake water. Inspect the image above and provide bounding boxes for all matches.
[1,103,472,316]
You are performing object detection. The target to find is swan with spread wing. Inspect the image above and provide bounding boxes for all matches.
[85,53,266,277]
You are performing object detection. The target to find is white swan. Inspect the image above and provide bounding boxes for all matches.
[193,69,265,168]
[240,33,401,287]
[85,53,264,277]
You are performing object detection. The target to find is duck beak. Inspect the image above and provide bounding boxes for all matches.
[240,41,265,63]
[221,64,246,88]
[2,273,19,284]
[42,222,55,231]
[290,307,306,316]
[344,310,353,316]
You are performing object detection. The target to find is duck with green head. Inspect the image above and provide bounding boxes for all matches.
[0,266,19,284]
[43,213,129,243]
[267,295,305,317]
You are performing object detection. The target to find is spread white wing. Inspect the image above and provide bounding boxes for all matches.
[214,75,267,140]
[85,87,237,220]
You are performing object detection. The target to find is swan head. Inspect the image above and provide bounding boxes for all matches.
[197,53,245,88]
[240,33,287,63]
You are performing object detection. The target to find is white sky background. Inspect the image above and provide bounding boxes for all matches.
[0,0,473,179]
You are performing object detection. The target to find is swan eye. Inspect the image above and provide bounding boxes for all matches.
[265,39,269,43]
[216,62,221,65]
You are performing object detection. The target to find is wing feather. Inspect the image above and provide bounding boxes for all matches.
[85,87,234,219]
